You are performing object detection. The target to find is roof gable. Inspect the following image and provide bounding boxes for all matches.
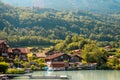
[13,48,29,54]
[45,53,70,60]
[0,40,5,44]
[36,53,46,58]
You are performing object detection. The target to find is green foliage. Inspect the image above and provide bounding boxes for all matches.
[22,62,29,68]
[0,1,120,47]
[107,57,120,70]
[82,44,109,69]
[6,68,24,74]
[0,62,9,73]
[0,57,3,62]
[55,35,89,53]
[33,58,46,70]
[30,65,36,70]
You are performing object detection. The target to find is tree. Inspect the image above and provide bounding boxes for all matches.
[0,62,9,73]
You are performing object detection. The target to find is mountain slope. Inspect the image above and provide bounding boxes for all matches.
[0,1,120,47]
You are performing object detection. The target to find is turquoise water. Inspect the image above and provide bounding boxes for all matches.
[12,70,120,80]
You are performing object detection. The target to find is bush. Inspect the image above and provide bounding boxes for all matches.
[39,63,46,70]
[14,62,21,68]
[0,62,9,73]
[0,57,3,62]
[6,68,24,74]
[31,65,36,70]
[98,64,109,70]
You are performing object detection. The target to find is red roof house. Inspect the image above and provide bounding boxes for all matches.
[45,53,71,62]
[12,48,30,60]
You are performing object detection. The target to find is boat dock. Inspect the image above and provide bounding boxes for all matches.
[27,74,70,79]
[0,74,71,79]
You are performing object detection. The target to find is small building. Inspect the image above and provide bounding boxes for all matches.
[47,62,69,71]
[69,54,83,69]
[104,46,113,51]
[70,55,83,62]
[45,53,71,70]
[72,49,82,55]
[35,53,46,58]
[8,48,13,58]
[12,48,30,61]
[35,50,63,59]
[45,53,71,62]
[0,40,9,57]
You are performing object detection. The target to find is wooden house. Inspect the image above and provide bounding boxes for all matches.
[35,53,46,58]
[104,46,113,51]
[72,49,82,55]
[45,53,71,62]
[12,48,30,61]
[47,62,69,71]
[70,55,83,62]
[8,48,13,58]
[35,50,63,59]
[45,53,70,70]
[0,40,9,57]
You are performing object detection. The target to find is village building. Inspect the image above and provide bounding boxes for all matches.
[8,48,13,58]
[45,53,71,70]
[35,52,47,58]
[72,49,82,55]
[70,55,83,62]
[69,54,83,69]
[45,53,71,62]
[104,45,113,51]
[34,50,63,58]
[44,49,62,56]
[0,40,9,57]
[12,48,30,61]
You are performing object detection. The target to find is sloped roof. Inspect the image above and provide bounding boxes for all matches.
[19,48,30,54]
[0,40,5,44]
[36,53,46,58]
[104,46,113,49]
[72,49,82,55]
[13,48,30,54]
[45,53,70,60]
[72,54,83,59]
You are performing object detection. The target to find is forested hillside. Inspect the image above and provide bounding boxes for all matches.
[0,1,120,47]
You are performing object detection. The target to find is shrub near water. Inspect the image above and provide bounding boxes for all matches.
[0,62,9,73]
[6,68,24,74]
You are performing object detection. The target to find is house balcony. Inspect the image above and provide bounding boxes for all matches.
[2,53,8,56]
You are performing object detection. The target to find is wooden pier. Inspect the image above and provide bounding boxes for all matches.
[0,74,71,79]
[27,74,70,79]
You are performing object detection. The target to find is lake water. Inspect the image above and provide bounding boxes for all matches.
[12,70,120,80]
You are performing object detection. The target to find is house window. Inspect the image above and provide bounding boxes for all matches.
[0,48,2,51]
[54,59,58,61]
[22,55,25,57]
[14,50,20,54]
[10,55,12,57]
[23,58,27,60]
[2,53,8,56]
[61,56,63,59]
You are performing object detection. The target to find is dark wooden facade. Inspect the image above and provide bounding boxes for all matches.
[12,48,29,61]
[45,53,71,62]
[70,55,83,62]
[0,40,9,57]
